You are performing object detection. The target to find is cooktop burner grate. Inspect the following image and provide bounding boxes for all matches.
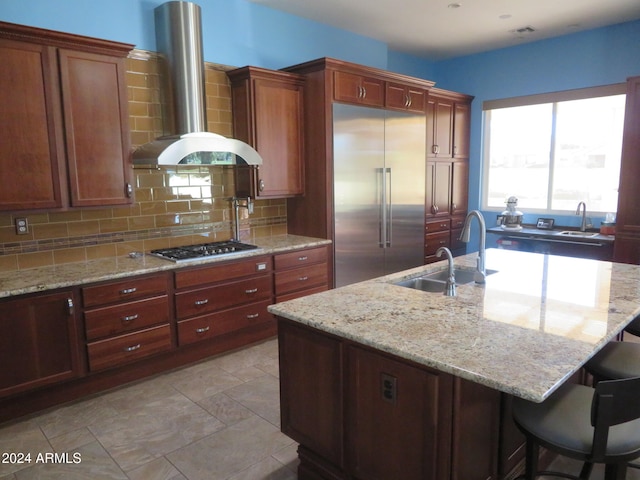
[150,240,260,263]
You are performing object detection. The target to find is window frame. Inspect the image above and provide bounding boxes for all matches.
[481,84,626,215]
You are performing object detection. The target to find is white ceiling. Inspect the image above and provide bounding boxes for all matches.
[247,0,640,60]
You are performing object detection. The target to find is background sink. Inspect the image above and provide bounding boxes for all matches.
[395,277,448,293]
[556,231,598,238]
[424,268,497,284]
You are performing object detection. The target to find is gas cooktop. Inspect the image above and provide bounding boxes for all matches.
[150,240,260,263]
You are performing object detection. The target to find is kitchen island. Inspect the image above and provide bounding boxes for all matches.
[268,248,640,480]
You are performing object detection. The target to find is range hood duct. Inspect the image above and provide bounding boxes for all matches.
[132,1,262,166]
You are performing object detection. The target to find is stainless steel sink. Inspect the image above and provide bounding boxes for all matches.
[394,268,497,293]
[556,230,598,238]
[394,277,449,293]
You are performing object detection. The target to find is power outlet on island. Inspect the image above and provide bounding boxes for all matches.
[381,373,397,405]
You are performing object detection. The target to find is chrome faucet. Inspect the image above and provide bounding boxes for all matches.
[459,210,486,284]
[576,202,587,232]
[232,197,254,241]
[436,247,456,296]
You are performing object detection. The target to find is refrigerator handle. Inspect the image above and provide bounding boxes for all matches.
[378,167,386,248]
[386,167,392,247]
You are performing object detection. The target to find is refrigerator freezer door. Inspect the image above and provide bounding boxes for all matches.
[333,104,386,287]
[333,104,426,288]
[384,110,427,274]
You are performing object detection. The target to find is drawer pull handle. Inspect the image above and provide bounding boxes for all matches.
[298,276,309,281]
[194,299,209,306]
[245,288,258,294]
[122,314,139,323]
[196,326,210,334]
[67,298,74,315]
[247,313,259,319]
[121,287,137,294]
[124,343,141,352]
[298,256,308,261]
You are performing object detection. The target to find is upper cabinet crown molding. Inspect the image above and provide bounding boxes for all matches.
[0,21,133,57]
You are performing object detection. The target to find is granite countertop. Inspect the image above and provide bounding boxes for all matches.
[268,248,640,402]
[0,234,331,299]
[486,225,614,244]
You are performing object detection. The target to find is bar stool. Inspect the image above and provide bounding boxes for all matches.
[584,314,640,383]
[512,376,640,480]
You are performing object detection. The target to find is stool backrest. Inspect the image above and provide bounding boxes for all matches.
[590,376,640,461]
[624,315,640,337]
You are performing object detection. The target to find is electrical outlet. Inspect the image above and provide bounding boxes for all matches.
[381,373,397,404]
[15,218,28,235]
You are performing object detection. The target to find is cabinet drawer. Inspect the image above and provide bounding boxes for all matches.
[87,324,171,372]
[275,263,328,296]
[450,215,466,230]
[450,228,466,252]
[177,300,273,346]
[82,274,168,307]
[425,231,450,256]
[175,274,272,319]
[274,247,327,270]
[276,285,329,303]
[425,219,451,234]
[175,256,272,290]
[84,295,169,341]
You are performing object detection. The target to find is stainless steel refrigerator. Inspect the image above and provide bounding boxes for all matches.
[333,103,426,287]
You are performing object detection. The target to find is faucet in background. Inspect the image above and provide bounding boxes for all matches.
[459,210,486,284]
[232,197,254,241]
[436,247,456,296]
[576,202,589,232]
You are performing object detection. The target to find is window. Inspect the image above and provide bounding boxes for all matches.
[482,85,626,214]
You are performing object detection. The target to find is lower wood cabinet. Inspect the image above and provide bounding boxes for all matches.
[278,319,510,480]
[274,246,329,302]
[0,290,81,397]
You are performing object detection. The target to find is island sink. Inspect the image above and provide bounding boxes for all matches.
[556,230,598,238]
[395,268,497,293]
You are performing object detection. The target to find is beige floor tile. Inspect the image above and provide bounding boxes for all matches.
[89,392,225,472]
[0,420,53,477]
[226,456,297,480]
[166,415,295,480]
[37,395,118,439]
[126,456,187,480]
[226,374,282,427]
[48,427,96,454]
[170,369,245,403]
[196,392,254,426]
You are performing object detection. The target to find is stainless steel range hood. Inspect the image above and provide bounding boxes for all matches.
[132,1,262,167]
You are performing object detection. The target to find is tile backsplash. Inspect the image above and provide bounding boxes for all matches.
[0,50,286,272]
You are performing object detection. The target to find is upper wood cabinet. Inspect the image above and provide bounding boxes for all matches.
[427,88,473,159]
[386,82,427,113]
[0,22,134,212]
[334,70,385,107]
[614,75,640,264]
[229,66,305,198]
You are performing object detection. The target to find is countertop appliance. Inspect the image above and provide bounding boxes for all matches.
[333,103,426,287]
[150,240,260,262]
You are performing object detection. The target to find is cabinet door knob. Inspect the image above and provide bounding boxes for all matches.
[67,298,74,315]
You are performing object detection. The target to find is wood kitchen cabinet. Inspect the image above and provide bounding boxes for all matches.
[82,273,171,372]
[614,75,640,265]
[0,22,133,212]
[278,319,505,480]
[427,88,473,159]
[229,66,305,198]
[274,245,329,302]
[0,290,81,397]
[174,255,274,346]
[386,81,426,113]
[333,70,385,107]
[426,161,452,219]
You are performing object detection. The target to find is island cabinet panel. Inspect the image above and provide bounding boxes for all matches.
[346,345,453,480]
[0,290,81,397]
[279,321,345,468]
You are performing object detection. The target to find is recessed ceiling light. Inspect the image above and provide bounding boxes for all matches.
[499,14,512,20]
[448,3,462,9]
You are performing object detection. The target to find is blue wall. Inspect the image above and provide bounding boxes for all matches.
[2,0,640,241]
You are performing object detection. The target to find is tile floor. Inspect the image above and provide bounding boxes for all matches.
[0,339,297,480]
[0,337,639,480]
